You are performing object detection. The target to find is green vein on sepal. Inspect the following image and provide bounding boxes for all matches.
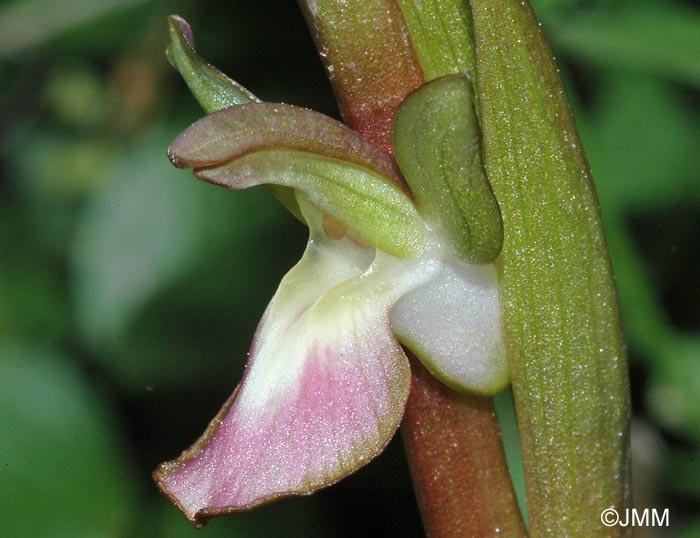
[196,149,427,259]
[393,74,502,264]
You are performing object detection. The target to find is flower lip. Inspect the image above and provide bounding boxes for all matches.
[152,197,431,522]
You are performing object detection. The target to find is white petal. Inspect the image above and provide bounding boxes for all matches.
[390,260,509,395]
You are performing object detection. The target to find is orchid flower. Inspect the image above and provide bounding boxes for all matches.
[154,17,508,524]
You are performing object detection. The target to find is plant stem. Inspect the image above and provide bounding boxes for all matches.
[300,2,526,536]
[402,358,526,538]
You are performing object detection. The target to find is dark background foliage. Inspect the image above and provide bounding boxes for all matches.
[0,0,698,536]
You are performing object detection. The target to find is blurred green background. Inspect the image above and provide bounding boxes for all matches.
[0,0,698,536]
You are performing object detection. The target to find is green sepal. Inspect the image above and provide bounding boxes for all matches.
[166,15,258,112]
[196,149,427,259]
[166,15,302,221]
[168,102,426,258]
[392,74,503,264]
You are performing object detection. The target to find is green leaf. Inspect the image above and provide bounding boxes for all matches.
[550,4,700,88]
[0,343,137,537]
[72,134,204,348]
[0,0,147,57]
[580,74,700,210]
[393,74,502,264]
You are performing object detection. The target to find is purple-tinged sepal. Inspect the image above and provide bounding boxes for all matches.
[168,103,428,258]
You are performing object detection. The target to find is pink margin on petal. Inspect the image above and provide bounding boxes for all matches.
[153,320,410,524]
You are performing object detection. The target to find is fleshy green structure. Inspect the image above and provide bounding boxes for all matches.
[393,74,502,265]
[468,1,631,534]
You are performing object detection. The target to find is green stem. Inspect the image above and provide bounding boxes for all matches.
[468,0,632,534]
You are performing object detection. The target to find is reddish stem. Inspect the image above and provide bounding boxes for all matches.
[402,358,526,537]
